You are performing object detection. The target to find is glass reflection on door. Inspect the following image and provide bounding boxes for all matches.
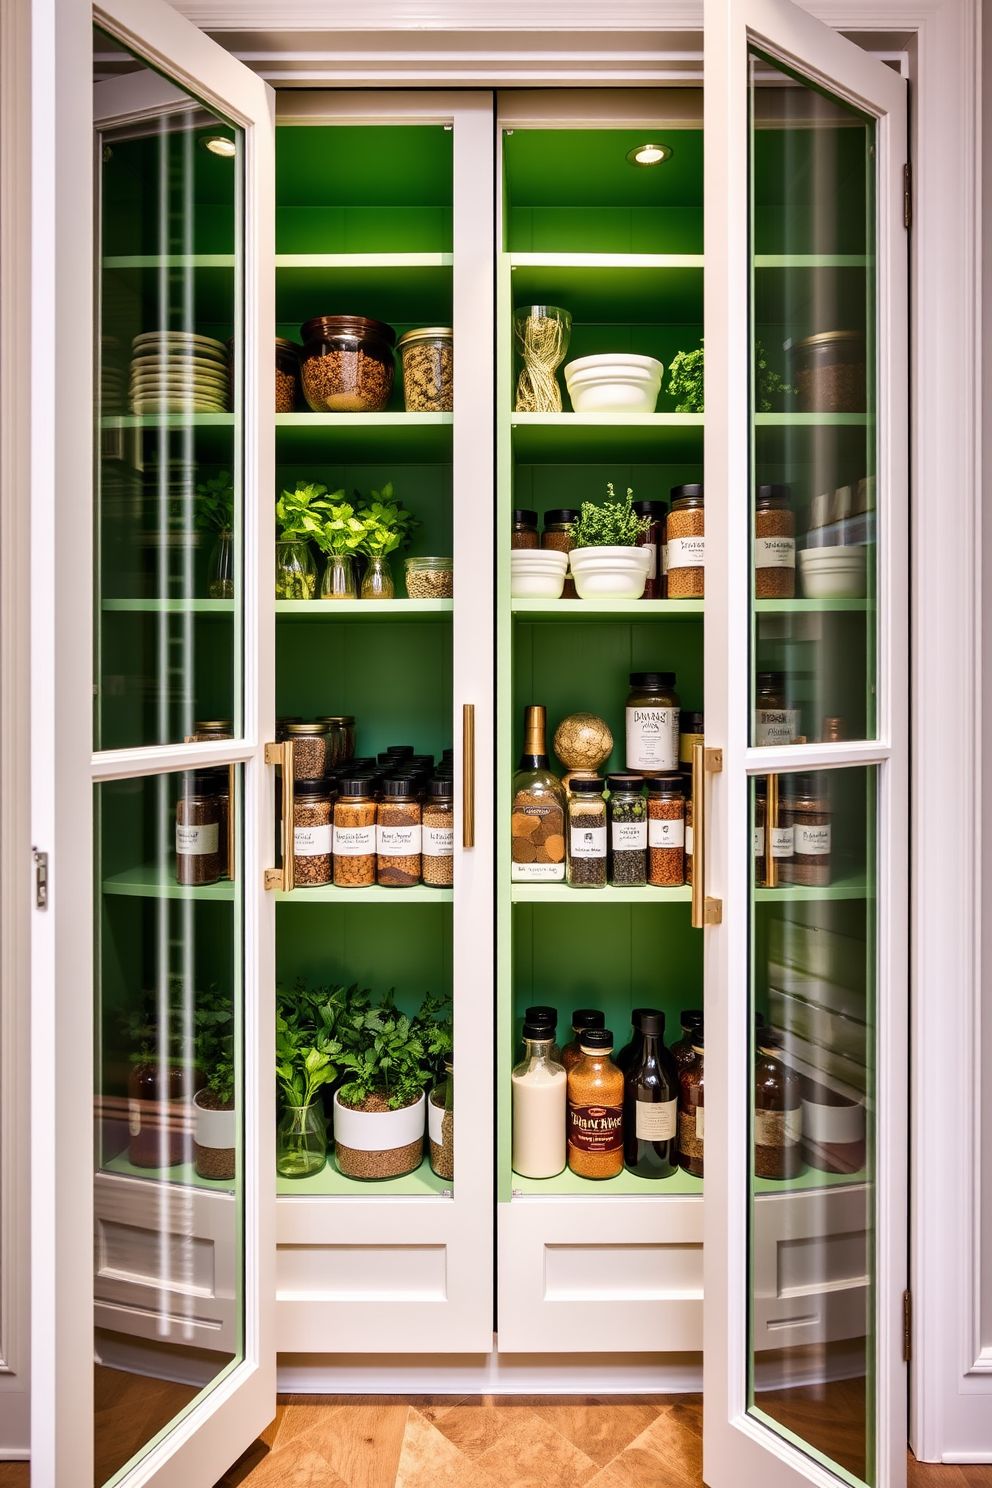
[94,25,243,751]
[94,768,242,1486]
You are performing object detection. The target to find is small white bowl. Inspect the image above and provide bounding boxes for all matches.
[797,545,868,600]
[564,353,664,414]
[568,544,651,600]
[510,547,569,599]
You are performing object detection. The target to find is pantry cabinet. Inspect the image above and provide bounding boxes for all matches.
[21,1,921,1486]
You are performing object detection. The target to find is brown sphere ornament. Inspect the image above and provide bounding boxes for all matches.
[553,712,613,773]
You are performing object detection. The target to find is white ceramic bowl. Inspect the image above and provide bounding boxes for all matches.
[563,353,664,414]
[568,544,651,600]
[797,545,868,600]
[510,547,569,599]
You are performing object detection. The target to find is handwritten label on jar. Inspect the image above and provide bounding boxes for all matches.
[294,824,333,857]
[512,860,565,882]
[753,826,766,856]
[795,824,831,855]
[754,1107,802,1146]
[176,823,219,856]
[755,709,800,746]
[626,706,679,771]
[568,1103,623,1153]
[754,536,796,569]
[612,820,647,851]
[636,1098,678,1141]
[423,826,454,857]
[377,824,422,854]
[668,535,705,569]
[333,825,374,856]
[649,818,685,848]
[570,826,607,858]
[771,826,794,858]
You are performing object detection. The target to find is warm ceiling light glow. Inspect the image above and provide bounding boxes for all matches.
[201,135,236,158]
[626,143,672,167]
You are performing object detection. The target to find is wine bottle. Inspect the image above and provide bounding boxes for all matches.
[624,1009,680,1178]
[510,704,567,883]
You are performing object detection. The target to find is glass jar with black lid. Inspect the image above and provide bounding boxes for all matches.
[565,777,607,888]
[625,672,680,776]
[542,509,578,598]
[667,484,704,599]
[631,500,668,600]
[606,774,647,887]
[511,508,539,549]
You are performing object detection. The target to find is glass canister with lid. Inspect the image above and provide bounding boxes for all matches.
[646,775,685,886]
[283,721,331,779]
[790,330,866,413]
[332,778,376,887]
[376,777,422,888]
[542,508,578,599]
[779,772,831,887]
[565,777,607,888]
[511,509,540,549]
[175,771,222,887]
[422,777,454,887]
[607,774,647,887]
[292,778,334,887]
[396,327,453,412]
[754,672,800,748]
[625,671,680,776]
[667,484,704,598]
[275,337,301,412]
[754,1028,803,1179]
[754,484,796,599]
[299,314,396,413]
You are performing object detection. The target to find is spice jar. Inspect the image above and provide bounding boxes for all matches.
[646,775,685,886]
[565,777,607,888]
[791,330,866,414]
[332,778,376,888]
[315,716,354,770]
[678,1028,705,1177]
[283,721,330,780]
[299,314,396,413]
[631,499,668,600]
[685,793,694,886]
[396,327,453,412]
[191,718,233,742]
[754,485,795,599]
[667,485,704,598]
[567,1028,624,1180]
[754,1028,802,1179]
[275,338,301,413]
[292,779,334,887]
[560,1008,605,1074]
[405,555,453,599]
[511,508,539,549]
[754,672,800,748]
[626,672,680,776]
[429,1058,454,1181]
[607,774,647,887]
[175,772,222,886]
[376,777,422,887]
[670,1010,704,1071]
[422,777,454,887]
[779,773,831,886]
[679,712,704,774]
[753,776,768,886]
[542,509,578,599]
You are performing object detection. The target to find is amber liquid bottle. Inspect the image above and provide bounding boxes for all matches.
[567,1028,624,1180]
[624,1010,680,1179]
[560,1008,605,1074]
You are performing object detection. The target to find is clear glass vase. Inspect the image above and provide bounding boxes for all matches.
[208,528,235,599]
[275,539,317,600]
[321,554,357,600]
[276,1102,327,1178]
[360,553,394,600]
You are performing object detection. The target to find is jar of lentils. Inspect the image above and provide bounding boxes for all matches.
[607,774,647,887]
[275,338,301,412]
[511,509,539,549]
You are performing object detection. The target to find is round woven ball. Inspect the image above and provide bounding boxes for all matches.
[553,712,613,772]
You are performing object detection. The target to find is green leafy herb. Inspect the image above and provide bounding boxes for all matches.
[569,484,651,549]
[754,341,794,412]
[194,472,235,533]
[275,481,342,542]
[667,343,705,413]
[313,497,370,558]
[355,482,421,559]
[193,984,235,1106]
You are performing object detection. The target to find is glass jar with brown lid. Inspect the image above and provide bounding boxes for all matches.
[667,484,704,598]
[754,484,796,599]
[512,508,539,549]
[283,721,330,780]
[754,1027,803,1179]
[542,509,578,598]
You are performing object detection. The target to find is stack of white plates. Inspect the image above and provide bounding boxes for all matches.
[129,332,231,415]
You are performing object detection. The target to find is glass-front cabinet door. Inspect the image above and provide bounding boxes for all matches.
[703,4,907,1488]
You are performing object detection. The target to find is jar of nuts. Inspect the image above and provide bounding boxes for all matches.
[376,778,422,888]
[299,315,396,414]
[404,556,453,599]
[292,779,334,887]
[396,327,453,412]
[332,779,376,888]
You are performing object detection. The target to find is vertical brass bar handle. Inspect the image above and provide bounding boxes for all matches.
[691,742,705,928]
[462,703,475,848]
[767,773,779,889]
[264,740,295,891]
[227,763,236,883]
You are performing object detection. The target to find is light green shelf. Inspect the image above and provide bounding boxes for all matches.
[102,865,235,902]
[511,1167,703,1197]
[754,1166,868,1194]
[510,412,703,462]
[277,1152,451,1198]
[511,597,703,619]
[275,411,452,462]
[276,598,452,622]
[103,254,236,269]
[754,413,870,427]
[102,598,235,614]
[754,875,869,903]
[276,252,452,269]
[511,883,692,904]
[753,255,868,269]
[276,884,452,903]
[102,1151,235,1193]
[755,598,872,614]
[508,256,703,322]
[102,414,235,429]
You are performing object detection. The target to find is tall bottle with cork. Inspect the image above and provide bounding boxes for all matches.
[511,705,567,882]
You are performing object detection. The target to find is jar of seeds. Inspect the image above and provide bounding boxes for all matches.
[396,327,453,412]
[332,778,376,887]
[292,779,334,887]
[542,508,578,599]
[754,484,795,599]
[299,314,396,413]
[667,485,705,598]
[283,721,330,779]
[175,772,222,886]
[275,338,301,412]
[566,777,607,888]
[607,774,647,887]
[646,775,685,886]
[404,556,453,599]
[779,773,831,886]
[511,509,539,549]
[429,1058,454,1181]
[315,716,353,770]
[376,778,422,887]
[422,777,454,887]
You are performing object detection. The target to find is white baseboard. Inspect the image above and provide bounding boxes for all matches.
[0,1448,30,1460]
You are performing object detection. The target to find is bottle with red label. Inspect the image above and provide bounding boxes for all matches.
[566,1027,624,1179]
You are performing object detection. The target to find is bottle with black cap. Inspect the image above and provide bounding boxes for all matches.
[631,499,668,599]
[625,671,681,775]
[754,1027,802,1179]
[511,508,539,549]
[616,1007,658,1074]
[560,1008,605,1074]
[567,1028,624,1179]
[524,1006,560,1063]
[624,1011,680,1178]
[511,1020,566,1178]
[376,776,422,888]
[670,1009,704,1070]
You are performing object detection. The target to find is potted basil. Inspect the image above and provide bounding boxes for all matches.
[567,485,653,599]
[192,986,236,1181]
[355,483,421,599]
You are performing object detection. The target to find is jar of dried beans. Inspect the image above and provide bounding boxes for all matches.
[667,484,704,598]
[631,499,668,600]
[175,772,222,886]
[422,777,454,887]
[646,775,685,886]
[396,327,453,412]
[275,338,301,412]
[511,508,539,549]
[541,508,577,599]
[779,773,831,887]
[299,314,396,414]
[376,778,422,887]
[754,484,795,599]
[283,721,330,780]
[332,779,376,888]
[292,779,334,887]
[754,1028,802,1179]
[678,1029,705,1177]
[566,777,607,888]
[607,774,647,887]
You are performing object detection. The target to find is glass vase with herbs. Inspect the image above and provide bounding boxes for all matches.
[194,472,235,599]
[274,481,338,600]
[356,482,421,600]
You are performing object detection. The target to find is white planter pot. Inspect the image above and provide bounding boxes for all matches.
[510,548,568,598]
[568,544,652,599]
[333,1089,425,1153]
[564,353,664,414]
[193,1089,237,1150]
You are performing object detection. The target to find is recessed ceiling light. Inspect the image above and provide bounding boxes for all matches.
[626,143,673,167]
[200,134,236,159]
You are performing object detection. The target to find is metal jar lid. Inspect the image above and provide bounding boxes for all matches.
[396,327,453,348]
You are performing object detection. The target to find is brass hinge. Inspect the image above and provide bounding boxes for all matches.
[32,848,48,910]
[704,747,723,773]
[704,896,723,924]
[903,1289,912,1362]
[904,164,912,230]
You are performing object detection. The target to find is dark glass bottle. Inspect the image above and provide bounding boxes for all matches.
[678,1028,705,1177]
[624,1011,680,1178]
[670,1009,703,1070]
[616,1007,657,1074]
[754,1027,803,1180]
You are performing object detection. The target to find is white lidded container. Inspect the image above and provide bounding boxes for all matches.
[563,353,664,414]
[797,545,868,599]
[569,544,652,600]
[510,547,569,598]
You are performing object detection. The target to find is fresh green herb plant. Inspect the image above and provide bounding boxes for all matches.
[355,483,421,559]
[275,979,341,1110]
[336,988,452,1112]
[193,984,235,1106]
[313,498,370,559]
[666,339,794,413]
[754,341,794,412]
[275,481,342,543]
[569,484,651,549]
[194,472,235,533]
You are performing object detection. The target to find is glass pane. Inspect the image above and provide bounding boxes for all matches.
[748,766,876,1486]
[94,766,243,1486]
[750,53,876,748]
[94,26,242,751]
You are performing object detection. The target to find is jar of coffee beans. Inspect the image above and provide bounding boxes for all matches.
[175,772,222,886]
[566,777,607,888]
[332,779,376,888]
[299,315,396,414]
[376,778,422,888]
[292,779,334,887]
[606,774,647,887]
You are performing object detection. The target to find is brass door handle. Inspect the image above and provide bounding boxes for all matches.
[264,740,295,891]
[691,742,723,928]
[462,703,475,848]
[766,772,780,889]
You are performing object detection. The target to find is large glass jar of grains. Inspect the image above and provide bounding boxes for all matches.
[566,777,607,888]
[754,672,800,747]
[607,774,647,888]
[332,778,376,887]
[292,779,334,887]
[631,499,668,599]
[567,1028,624,1180]
[376,778,422,887]
[542,508,578,599]
[283,721,330,779]
[678,1026,705,1177]
[670,1010,703,1070]
[667,484,704,598]
[625,671,680,776]
[429,1058,454,1180]
[754,1028,802,1179]
[176,772,222,886]
[315,716,354,770]
[646,775,685,886]
[511,508,539,549]
[396,327,453,413]
[754,484,795,599]
[779,773,831,887]
[422,777,454,887]
[511,705,567,882]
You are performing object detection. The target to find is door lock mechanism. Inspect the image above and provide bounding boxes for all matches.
[33,848,49,910]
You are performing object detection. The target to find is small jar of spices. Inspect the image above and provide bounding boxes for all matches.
[667,484,704,598]
[566,777,607,888]
[511,509,539,549]
[422,777,454,887]
[754,484,795,599]
[631,499,668,600]
[542,508,578,599]
[376,777,422,887]
[332,778,376,888]
[607,774,647,888]
[292,779,334,887]
[646,775,685,886]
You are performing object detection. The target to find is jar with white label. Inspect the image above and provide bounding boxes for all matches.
[607,774,647,887]
[646,775,685,887]
[667,485,704,598]
[678,1028,704,1177]
[376,778,422,888]
[625,671,681,776]
[624,1010,680,1178]
[175,772,222,886]
[779,773,831,887]
[754,1027,802,1179]
[333,778,376,888]
[754,485,795,599]
[754,671,800,748]
[566,777,607,888]
[292,779,333,887]
[422,777,454,888]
